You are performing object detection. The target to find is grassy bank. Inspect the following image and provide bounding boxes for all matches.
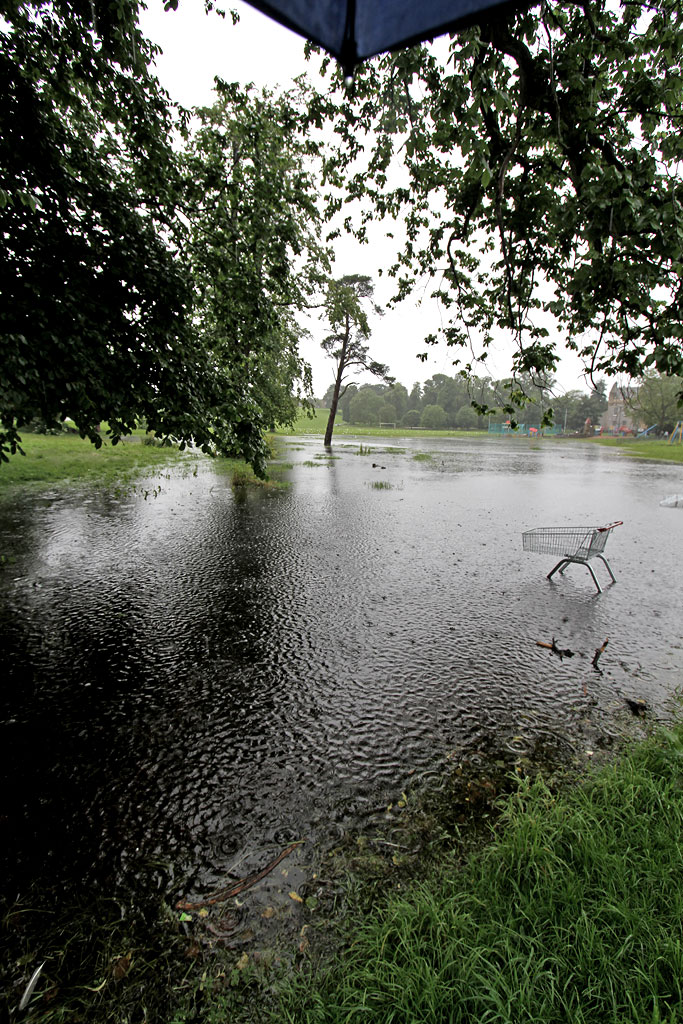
[0,432,292,493]
[278,722,683,1024]
[589,436,683,463]
[0,431,193,490]
[6,719,683,1023]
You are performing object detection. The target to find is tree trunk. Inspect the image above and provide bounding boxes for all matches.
[324,319,350,446]
[324,364,345,446]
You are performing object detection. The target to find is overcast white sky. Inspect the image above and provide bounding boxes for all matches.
[139,0,598,399]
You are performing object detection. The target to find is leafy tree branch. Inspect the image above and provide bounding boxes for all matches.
[309,0,683,411]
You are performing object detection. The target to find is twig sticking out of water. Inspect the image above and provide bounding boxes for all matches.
[592,638,609,671]
[176,841,303,911]
[536,638,575,660]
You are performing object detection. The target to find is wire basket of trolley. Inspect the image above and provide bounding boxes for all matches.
[522,521,623,593]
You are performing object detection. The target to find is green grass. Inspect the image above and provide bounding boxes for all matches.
[271,410,488,439]
[0,433,295,493]
[278,723,683,1024]
[588,437,683,462]
[7,715,683,1024]
[0,431,193,490]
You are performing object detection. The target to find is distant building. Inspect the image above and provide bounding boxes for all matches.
[600,384,645,434]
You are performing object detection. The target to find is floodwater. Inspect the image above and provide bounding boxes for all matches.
[1,436,682,916]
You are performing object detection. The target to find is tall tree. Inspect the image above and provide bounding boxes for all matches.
[578,381,608,427]
[321,383,337,408]
[550,390,588,432]
[182,81,329,471]
[313,0,683,408]
[408,383,423,411]
[1,0,201,461]
[348,385,386,426]
[320,275,393,444]
[626,372,683,434]
[1,2,327,475]
[338,382,358,423]
[389,382,409,421]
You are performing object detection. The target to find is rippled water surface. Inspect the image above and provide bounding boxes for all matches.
[1,436,682,908]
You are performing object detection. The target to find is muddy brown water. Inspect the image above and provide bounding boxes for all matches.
[1,436,682,922]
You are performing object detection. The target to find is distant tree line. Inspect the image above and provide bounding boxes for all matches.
[320,374,608,431]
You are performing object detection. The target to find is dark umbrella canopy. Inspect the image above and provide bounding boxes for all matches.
[243,0,527,75]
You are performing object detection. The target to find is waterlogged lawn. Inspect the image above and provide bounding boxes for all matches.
[271,410,488,439]
[272,411,683,461]
[590,437,683,463]
[279,723,683,1024]
[0,432,193,490]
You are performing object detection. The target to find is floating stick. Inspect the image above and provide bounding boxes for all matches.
[592,638,609,669]
[176,841,303,911]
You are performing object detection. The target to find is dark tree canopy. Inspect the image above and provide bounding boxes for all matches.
[1,1,328,474]
[1,0,204,458]
[311,0,683,414]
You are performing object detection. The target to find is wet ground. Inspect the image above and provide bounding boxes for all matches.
[1,435,681,938]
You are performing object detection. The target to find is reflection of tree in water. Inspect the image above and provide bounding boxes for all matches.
[0,445,681,918]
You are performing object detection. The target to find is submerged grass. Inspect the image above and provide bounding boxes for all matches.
[224,460,289,488]
[277,722,683,1024]
[2,885,275,1024]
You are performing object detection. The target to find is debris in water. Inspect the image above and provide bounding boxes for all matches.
[592,638,609,670]
[176,840,303,911]
[536,638,575,660]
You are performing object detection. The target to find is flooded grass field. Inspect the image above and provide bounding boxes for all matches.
[1,435,682,1015]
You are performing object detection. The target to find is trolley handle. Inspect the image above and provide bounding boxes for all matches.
[597,521,623,533]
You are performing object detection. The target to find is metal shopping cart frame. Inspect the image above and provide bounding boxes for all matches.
[522,522,623,593]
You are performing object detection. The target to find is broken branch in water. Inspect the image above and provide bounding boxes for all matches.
[536,638,575,660]
[176,841,303,911]
[592,638,609,670]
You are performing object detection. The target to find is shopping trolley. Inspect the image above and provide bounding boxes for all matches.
[522,522,623,593]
